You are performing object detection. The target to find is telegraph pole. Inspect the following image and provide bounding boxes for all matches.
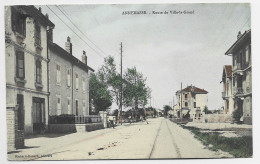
[120,42,123,124]
[180,82,183,120]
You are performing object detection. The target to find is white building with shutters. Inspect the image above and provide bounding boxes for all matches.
[48,35,94,116]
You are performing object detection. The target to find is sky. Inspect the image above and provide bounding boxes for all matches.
[38,3,251,110]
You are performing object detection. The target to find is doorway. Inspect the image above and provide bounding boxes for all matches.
[32,97,45,134]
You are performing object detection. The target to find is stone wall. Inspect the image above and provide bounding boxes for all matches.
[48,123,104,133]
[204,114,233,123]
[6,105,24,152]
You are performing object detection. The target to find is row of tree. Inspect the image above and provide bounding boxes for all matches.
[89,56,150,119]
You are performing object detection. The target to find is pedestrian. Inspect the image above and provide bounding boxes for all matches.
[110,120,115,128]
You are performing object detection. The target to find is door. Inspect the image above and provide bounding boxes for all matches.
[17,94,24,130]
[32,98,45,134]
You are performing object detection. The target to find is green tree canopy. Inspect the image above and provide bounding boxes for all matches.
[89,73,112,113]
[123,67,148,110]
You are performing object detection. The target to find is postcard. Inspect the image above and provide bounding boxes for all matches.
[4,3,252,160]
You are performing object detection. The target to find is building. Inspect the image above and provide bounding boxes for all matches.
[225,30,252,124]
[48,35,94,117]
[221,65,234,114]
[5,5,55,139]
[176,85,208,120]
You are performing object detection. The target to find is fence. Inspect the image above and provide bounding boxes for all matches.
[49,115,102,124]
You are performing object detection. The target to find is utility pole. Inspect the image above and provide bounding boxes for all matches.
[120,42,123,125]
[180,82,183,120]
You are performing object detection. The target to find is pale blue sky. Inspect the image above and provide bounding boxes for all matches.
[39,3,250,110]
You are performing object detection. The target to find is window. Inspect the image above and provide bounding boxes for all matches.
[67,69,71,87]
[82,77,86,91]
[227,101,229,112]
[57,95,61,115]
[82,100,86,116]
[185,94,188,99]
[75,100,79,116]
[75,73,79,90]
[67,98,71,114]
[16,51,25,79]
[56,64,61,84]
[36,60,42,84]
[35,21,41,46]
[194,102,196,108]
[11,7,26,36]
[185,102,188,107]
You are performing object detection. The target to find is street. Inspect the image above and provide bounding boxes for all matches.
[8,117,232,160]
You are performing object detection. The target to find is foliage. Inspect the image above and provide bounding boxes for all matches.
[182,126,253,158]
[89,73,112,113]
[163,105,172,116]
[203,106,212,114]
[123,67,148,110]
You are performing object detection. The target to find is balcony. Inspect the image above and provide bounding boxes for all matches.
[233,87,244,96]
[222,91,229,99]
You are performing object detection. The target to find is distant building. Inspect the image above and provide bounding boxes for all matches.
[221,65,234,114]
[5,6,54,136]
[225,30,252,124]
[176,85,208,121]
[48,35,94,116]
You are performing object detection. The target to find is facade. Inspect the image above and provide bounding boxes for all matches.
[5,6,54,136]
[176,85,208,120]
[225,30,252,124]
[221,65,234,114]
[48,36,94,117]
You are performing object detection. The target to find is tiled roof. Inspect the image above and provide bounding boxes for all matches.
[182,85,208,94]
[48,41,94,72]
[225,65,232,77]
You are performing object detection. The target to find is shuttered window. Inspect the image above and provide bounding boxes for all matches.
[11,7,26,36]
[56,64,61,84]
[76,73,79,90]
[67,69,71,86]
[36,60,42,83]
[82,77,86,91]
[35,21,41,46]
[16,51,25,79]
[57,95,61,115]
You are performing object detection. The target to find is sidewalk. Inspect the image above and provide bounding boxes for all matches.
[8,119,158,160]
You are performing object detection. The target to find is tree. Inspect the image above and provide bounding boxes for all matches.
[89,73,112,113]
[123,67,148,111]
[163,105,172,117]
[98,56,124,122]
[203,106,212,114]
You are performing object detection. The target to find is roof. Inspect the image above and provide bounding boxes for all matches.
[48,41,95,72]
[181,85,208,94]
[224,65,232,77]
[225,29,251,55]
[13,5,55,28]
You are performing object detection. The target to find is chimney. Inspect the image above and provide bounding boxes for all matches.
[82,50,87,65]
[39,7,42,13]
[47,28,53,42]
[237,31,242,40]
[65,37,72,54]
